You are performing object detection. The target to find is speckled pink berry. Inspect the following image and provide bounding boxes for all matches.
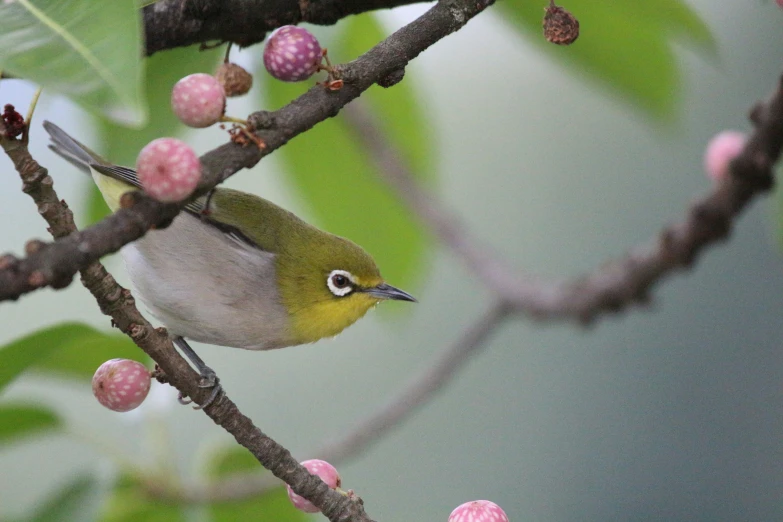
[171,73,226,128]
[136,138,201,202]
[92,359,151,412]
[704,130,746,182]
[448,500,509,522]
[263,25,322,82]
[286,459,341,513]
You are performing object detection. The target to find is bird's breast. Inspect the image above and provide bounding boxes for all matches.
[122,212,293,350]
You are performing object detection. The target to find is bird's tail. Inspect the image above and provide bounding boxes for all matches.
[43,121,109,175]
[43,121,139,212]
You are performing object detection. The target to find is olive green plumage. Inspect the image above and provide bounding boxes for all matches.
[43,121,415,352]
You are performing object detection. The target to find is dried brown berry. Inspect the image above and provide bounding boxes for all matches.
[543,2,579,45]
[2,104,25,138]
[215,62,253,97]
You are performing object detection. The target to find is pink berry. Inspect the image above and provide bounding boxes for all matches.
[171,73,226,128]
[136,138,201,202]
[263,26,322,82]
[92,359,151,412]
[448,500,509,522]
[703,130,746,182]
[778,0,783,8]
[286,459,341,513]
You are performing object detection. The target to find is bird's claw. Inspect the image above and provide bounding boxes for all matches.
[193,382,222,410]
[176,367,222,410]
[192,366,221,410]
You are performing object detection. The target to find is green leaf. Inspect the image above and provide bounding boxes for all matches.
[0,0,145,125]
[498,0,715,119]
[264,14,433,290]
[0,403,61,445]
[86,45,223,225]
[205,447,308,522]
[0,323,145,391]
[99,475,185,522]
[28,475,101,522]
[0,323,89,392]
[34,333,143,382]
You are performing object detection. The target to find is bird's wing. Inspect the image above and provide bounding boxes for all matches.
[44,121,271,252]
[93,165,265,251]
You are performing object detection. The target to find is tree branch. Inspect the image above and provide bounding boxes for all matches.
[143,0,425,55]
[0,0,495,303]
[341,78,781,324]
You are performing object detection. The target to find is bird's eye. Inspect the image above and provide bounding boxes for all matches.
[327,270,355,297]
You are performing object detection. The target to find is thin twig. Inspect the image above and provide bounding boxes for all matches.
[341,80,781,324]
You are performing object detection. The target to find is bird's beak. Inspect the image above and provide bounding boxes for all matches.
[364,282,417,302]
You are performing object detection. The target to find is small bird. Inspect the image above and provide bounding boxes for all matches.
[44,121,416,405]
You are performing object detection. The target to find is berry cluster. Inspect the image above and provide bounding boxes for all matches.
[132,25,332,205]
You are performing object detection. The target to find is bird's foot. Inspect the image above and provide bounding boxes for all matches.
[176,366,222,410]
[193,366,222,409]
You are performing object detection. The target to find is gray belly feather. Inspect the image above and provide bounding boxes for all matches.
[121,213,291,350]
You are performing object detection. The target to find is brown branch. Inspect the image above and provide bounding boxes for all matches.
[0,0,494,303]
[1,131,373,522]
[341,80,781,323]
[143,0,425,55]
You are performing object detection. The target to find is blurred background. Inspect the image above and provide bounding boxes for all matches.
[2,1,783,521]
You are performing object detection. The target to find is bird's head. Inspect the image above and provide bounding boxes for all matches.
[277,233,415,345]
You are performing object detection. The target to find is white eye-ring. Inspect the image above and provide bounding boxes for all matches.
[327,269,356,297]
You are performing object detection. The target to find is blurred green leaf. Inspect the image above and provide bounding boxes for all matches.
[335,16,435,177]
[499,0,715,119]
[100,475,185,522]
[205,446,307,522]
[0,0,144,125]
[35,333,143,382]
[0,323,145,390]
[86,45,223,225]
[264,14,433,290]
[0,403,61,445]
[0,323,89,392]
[28,475,101,522]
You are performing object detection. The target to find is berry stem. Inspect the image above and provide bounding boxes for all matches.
[220,115,249,125]
[223,42,233,64]
[317,48,338,77]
